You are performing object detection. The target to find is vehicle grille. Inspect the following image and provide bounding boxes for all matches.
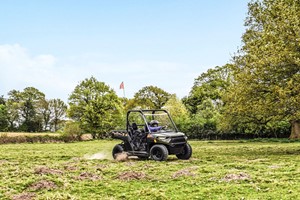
[170,136,186,143]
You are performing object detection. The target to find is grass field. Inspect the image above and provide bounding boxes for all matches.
[0,140,299,200]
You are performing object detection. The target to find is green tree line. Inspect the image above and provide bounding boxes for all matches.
[1,0,299,139]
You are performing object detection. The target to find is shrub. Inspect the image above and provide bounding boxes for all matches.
[63,121,83,140]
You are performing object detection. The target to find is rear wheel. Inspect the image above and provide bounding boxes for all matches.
[150,144,168,161]
[176,143,192,160]
[112,144,124,159]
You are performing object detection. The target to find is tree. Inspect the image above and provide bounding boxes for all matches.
[0,96,8,131]
[133,86,171,109]
[225,0,300,138]
[39,99,51,131]
[184,65,231,115]
[49,99,67,132]
[7,87,45,132]
[68,77,123,139]
[163,95,190,132]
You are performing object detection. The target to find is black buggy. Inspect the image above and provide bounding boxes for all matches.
[111,109,192,161]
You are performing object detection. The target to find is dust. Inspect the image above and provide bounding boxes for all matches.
[115,152,129,162]
[12,192,36,200]
[222,172,251,182]
[117,171,146,181]
[29,180,57,191]
[84,152,109,160]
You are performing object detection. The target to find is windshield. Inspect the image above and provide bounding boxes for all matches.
[143,111,177,133]
[127,110,178,133]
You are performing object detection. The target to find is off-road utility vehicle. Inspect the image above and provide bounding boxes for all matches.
[111,109,192,161]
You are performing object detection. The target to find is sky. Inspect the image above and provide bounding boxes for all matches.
[0,0,249,102]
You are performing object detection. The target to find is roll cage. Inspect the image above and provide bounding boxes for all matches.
[126,109,179,134]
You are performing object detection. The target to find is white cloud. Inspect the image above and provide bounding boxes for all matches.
[0,44,202,102]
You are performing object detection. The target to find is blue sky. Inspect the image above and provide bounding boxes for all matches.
[0,0,248,102]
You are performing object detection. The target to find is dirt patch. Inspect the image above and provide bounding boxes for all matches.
[0,159,8,164]
[118,171,146,181]
[115,152,128,162]
[64,164,78,171]
[29,180,57,191]
[172,167,198,178]
[94,164,108,172]
[76,172,101,181]
[34,166,63,175]
[222,172,251,182]
[12,192,36,200]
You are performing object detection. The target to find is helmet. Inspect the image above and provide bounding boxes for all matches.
[149,120,159,127]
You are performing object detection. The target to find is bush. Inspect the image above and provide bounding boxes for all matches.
[63,121,83,140]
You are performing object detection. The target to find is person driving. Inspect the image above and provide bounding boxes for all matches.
[148,120,163,132]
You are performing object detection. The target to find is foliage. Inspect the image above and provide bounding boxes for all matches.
[7,87,45,132]
[184,64,231,115]
[0,104,8,132]
[0,140,299,199]
[49,99,67,132]
[4,88,67,133]
[63,121,83,140]
[223,0,300,138]
[68,77,124,139]
[133,86,171,109]
[163,94,190,132]
[183,65,231,137]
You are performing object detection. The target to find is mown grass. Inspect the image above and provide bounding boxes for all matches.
[0,140,299,199]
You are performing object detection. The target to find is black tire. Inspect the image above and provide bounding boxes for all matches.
[112,144,124,159]
[150,144,168,161]
[176,143,192,160]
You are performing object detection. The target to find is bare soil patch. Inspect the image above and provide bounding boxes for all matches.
[172,167,198,178]
[117,171,146,181]
[34,166,63,175]
[222,172,251,182]
[29,180,57,191]
[0,159,8,164]
[76,172,101,181]
[12,192,36,200]
[64,164,78,171]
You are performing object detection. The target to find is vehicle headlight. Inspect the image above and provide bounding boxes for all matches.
[157,137,171,143]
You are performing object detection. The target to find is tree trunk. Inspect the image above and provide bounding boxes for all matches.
[289,120,300,139]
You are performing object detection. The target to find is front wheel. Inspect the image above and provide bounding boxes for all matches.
[112,144,124,159]
[176,143,192,160]
[150,144,168,161]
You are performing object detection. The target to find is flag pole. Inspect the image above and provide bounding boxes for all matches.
[123,86,126,99]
